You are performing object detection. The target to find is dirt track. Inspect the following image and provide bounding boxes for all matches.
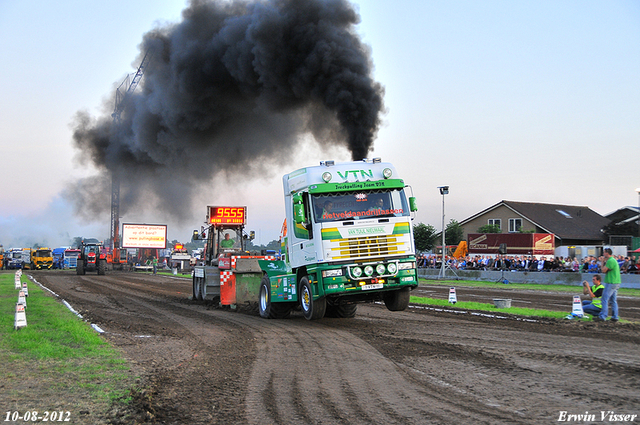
[28,270,640,424]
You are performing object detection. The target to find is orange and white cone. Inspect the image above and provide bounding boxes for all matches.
[18,291,26,308]
[14,303,27,330]
[448,287,457,304]
[571,295,584,318]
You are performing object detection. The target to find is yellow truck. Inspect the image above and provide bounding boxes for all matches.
[34,247,54,270]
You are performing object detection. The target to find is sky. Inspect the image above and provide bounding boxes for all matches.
[0,0,639,249]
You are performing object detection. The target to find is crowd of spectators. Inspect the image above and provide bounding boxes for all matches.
[417,254,639,274]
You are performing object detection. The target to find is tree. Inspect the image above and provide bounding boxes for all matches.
[478,224,501,233]
[413,223,437,252]
[72,237,83,248]
[445,219,464,246]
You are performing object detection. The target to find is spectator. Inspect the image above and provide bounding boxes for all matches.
[597,248,621,322]
[581,274,604,318]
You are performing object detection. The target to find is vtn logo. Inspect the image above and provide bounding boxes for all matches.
[337,169,374,180]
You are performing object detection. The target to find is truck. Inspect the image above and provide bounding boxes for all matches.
[21,248,35,270]
[76,238,107,275]
[64,248,81,269]
[34,247,54,270]
[192,158,419,320]
[52,247,66,269]
[6,248,24,269]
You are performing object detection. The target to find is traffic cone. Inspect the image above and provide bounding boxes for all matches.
[571,295,584,318]
[21,282,28,296]
[18,291,26,308]
[14,303,27,330]
[448,287,457,304]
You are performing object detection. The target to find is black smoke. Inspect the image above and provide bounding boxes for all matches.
[69,0,384,220]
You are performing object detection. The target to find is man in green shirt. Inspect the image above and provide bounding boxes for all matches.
[220,233,235,249]
[596,248,621,322]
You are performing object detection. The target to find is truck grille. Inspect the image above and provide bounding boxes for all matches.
[329,235,407,260]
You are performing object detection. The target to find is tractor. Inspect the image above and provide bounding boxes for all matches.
[76,238,107,275]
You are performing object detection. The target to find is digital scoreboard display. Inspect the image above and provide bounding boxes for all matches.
[207,206,246,225]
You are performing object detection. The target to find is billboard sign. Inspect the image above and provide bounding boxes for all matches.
[467,233,555,255]
[122,224,167,249]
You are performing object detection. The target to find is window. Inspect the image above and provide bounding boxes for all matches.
[488,219,501,230]
[509,218,522,233]
[556,209,572,219]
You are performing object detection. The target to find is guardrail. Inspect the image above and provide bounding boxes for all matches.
[417,268,640,289]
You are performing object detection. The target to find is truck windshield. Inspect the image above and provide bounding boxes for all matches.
[312,189,409,223]
[37,250,51,257]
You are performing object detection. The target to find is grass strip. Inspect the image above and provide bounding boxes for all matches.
[410,295,575,320]
[418,278,640,297]
[0,272,137,416]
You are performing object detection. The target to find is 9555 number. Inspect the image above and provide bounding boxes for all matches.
[4,411,70,422]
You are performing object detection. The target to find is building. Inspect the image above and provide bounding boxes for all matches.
[458,200,609,247]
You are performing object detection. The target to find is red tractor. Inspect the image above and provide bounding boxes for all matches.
[76,238,107,275]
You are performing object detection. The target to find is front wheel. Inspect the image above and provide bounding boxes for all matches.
[383,287,411,311]
[300,276,326,320]
[76,260,85,275]
[97,260,106,275]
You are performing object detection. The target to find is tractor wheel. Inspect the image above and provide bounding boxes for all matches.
[200,277,208,301]
[193,277,203,301]
[97,260,106,275]
[325,303,358,318]
[383,287,411,311]
[76,260,85,275]
[300,276,326,320]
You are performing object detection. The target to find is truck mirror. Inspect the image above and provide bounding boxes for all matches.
[294,204,306,224]
[409,197,417,212]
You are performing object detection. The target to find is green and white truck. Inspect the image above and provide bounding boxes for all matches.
[258,158,419,320]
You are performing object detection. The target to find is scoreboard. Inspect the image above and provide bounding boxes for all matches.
[207,206,246,225]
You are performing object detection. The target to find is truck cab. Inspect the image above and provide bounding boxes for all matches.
[34,247,53,270]
[258,159,419,320]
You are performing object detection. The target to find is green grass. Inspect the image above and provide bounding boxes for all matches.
[0,271,137,412]
[410,295,570,319]
[418,277,640,297]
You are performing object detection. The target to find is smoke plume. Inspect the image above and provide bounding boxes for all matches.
[69,0,384,221]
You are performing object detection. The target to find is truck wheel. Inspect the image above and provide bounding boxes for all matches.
[259,276,292,319]
[76,261,85,275]
[300,276,326,320]
[97,260,106,275]
[383,287,411,311]
[325,303,358,318]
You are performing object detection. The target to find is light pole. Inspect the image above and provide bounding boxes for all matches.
[636,188,640,238]
[438,186,449,279]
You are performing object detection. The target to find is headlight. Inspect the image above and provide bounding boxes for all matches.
[396,262,414,271]
[387,263,398,274]
[382,168,393,179]
[364,265,374,276]
[376,264,386,275]
[352,266,363,278]
[322,269,343,277]
[322,172,332,182]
